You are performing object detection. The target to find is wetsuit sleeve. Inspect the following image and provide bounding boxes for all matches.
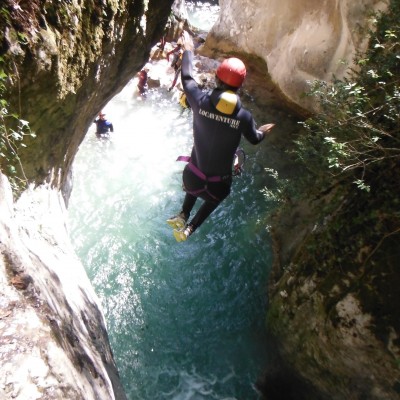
[181,51,202,106]
[242,116,265,144]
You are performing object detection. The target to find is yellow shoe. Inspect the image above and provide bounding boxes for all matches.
[173,229,188,242]
[167,215,186,229]
[173,226,193,243]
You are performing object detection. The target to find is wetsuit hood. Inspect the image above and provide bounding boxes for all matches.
[210,89,242,116]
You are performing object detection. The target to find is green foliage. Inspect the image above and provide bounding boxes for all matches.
[0,58,35,194]
[262,1,400,274]
[260,168,293,230]
[296,4,400,194]
[264,2,400,204]
[0,6,11,23]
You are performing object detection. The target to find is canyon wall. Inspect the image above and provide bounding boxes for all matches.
[1,0,174,191]
[202,0,388,112]
[0,174,127,399]
[0,1,174,398]
[0,0,397,399]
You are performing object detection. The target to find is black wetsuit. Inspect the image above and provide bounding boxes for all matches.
[179,50,265,232]
[94,119,114,136]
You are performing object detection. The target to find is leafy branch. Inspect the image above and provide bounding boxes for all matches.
[0,57,35,194]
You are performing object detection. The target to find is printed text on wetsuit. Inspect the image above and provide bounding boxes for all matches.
[198,109,240,129]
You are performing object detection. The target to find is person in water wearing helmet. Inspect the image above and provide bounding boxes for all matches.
[167,31,275,242]
[94,112,114,137]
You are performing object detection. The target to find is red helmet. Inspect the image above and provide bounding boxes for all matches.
[216,57,246,88]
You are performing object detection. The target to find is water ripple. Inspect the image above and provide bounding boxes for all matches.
[69,51,272,400]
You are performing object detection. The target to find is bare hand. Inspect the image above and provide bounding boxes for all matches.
[181,30,194,52]
[258,123,275,134]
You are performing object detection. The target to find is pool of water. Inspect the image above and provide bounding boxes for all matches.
[68,78,273,400]
[68,1,277,398]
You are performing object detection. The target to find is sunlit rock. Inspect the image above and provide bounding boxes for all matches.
[0,173,127,399]
[203,0,388,112]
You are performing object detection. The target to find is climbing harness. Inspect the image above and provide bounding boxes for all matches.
[177,155,227,201]
[176,148,246,200]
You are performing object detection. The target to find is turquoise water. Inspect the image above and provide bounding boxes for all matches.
[68,81,274,399]
[186,1,220,31]
[68,2,276,397]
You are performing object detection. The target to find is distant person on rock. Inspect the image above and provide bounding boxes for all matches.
[137,69,148,96]
[158,35,166,52]
[166,34,184,91]
[157,19,171,52]
[94,112,114,138]
[166,33,184,66]
[167,31,275,242]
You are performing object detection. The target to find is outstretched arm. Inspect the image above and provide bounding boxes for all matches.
[244,121,275,144]
[180,31,197,89]
[180,31,194,52]
[258,123,275,136]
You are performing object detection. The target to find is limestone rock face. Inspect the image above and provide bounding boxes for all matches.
[203,0,388,112]
[263,181,400,400]
[0,173,127,399]
[267,264,400,399]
